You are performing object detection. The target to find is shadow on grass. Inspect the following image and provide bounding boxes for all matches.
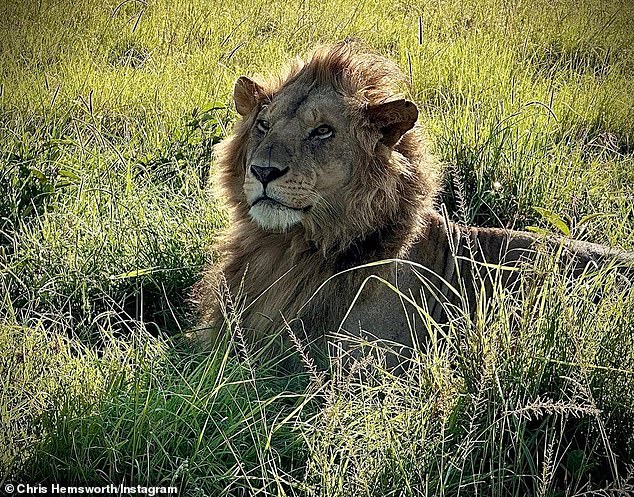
[9,325,313,495]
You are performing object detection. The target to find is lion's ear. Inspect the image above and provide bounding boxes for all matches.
[233,76,265,116]
[367,99,418,147]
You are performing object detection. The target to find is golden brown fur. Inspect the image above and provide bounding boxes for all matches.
[192,41,633,350]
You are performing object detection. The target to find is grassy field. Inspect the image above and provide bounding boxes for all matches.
[1,0,634,495]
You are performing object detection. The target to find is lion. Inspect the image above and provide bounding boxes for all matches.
[192,41,634,352]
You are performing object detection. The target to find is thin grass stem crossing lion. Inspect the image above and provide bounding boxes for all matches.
[192,41,634,353]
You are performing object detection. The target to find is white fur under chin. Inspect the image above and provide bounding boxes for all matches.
[249,203,303,232]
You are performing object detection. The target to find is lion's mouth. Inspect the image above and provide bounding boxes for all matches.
[251,196,311,212]
[248,196,310,232]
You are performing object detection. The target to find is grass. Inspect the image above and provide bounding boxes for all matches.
[1,0,633,494]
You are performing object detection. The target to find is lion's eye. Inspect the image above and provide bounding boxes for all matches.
[310,124,334,139]
[256,119,270,132]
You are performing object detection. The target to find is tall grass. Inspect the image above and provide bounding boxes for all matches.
[1,0,633,494]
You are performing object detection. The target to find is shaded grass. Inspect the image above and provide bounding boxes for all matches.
[3,259,632,495]
[301,262,634,496]
[2,321,311,494]
[1,103,227,336]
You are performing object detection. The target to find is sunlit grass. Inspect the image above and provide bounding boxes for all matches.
[1,0,633,494]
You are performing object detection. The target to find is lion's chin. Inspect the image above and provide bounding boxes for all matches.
[249,202,303,232]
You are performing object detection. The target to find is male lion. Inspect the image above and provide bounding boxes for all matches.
[193,41,633,351]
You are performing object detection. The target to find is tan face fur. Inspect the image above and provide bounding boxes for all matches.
[238,78,358,232]
[234,56,418,233]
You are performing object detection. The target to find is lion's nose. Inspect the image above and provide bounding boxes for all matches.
[250,165,289,185]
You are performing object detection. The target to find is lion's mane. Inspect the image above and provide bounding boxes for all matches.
[193,41,441,343]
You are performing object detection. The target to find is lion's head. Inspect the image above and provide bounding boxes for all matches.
[216,41,440,253]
